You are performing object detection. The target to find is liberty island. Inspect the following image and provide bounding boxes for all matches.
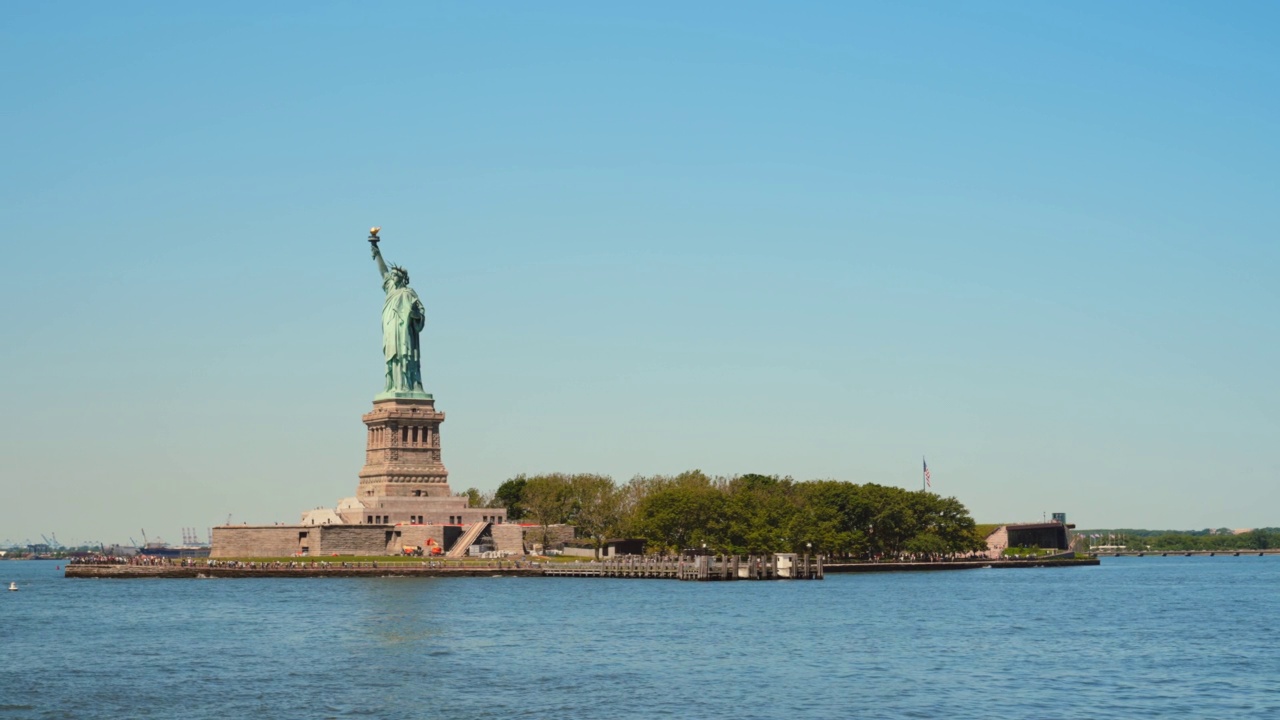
[63,227,1094,579]
[28,254,1097,573]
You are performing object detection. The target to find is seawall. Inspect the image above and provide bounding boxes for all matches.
[824,557,1099,573]
[65,564,543,579]
[66,556,1097,579]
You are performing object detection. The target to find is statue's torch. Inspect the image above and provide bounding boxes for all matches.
[368,226,381,249]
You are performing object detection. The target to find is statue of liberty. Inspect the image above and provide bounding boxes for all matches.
[368,228,429,398]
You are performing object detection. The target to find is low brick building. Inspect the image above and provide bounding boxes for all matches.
[1006,522,1072,550]
[212,524,422,558]
[984,521,1074,557]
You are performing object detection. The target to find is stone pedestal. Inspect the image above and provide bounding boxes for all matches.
[357,397,450,498]
[285,393,508,542]
[320,395,508,529]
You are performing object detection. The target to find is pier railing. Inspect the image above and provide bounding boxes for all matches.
[541,554,824,581]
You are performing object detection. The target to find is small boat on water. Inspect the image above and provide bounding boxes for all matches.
[7,582,17,591]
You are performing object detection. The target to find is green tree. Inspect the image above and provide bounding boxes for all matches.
[461,487,491,509]
[917,493,985,556]
[905,532,948,559]
[793,480,875,557]
[570,474,622,559]
[861,484,921,558]
[521,474,576,550]
[631,470,724,554]
[1245,529,1271,550]
[718,474,799,554]
[493,476,528,520]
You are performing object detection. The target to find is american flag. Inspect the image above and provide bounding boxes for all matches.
[923,458,932,488]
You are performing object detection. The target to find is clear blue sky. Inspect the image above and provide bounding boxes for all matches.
[2,2,1276,545]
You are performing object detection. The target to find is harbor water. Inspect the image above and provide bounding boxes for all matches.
[2,557,1278,719]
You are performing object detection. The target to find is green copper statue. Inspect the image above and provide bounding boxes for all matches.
[368,228,430,399]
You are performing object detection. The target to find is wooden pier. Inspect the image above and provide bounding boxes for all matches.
[541,554,823,581]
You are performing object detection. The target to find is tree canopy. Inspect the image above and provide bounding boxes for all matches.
[490,470,986,559]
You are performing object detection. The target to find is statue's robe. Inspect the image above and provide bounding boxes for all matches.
[381,282,425,390]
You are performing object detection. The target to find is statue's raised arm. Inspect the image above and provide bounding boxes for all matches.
[369,227,389,278]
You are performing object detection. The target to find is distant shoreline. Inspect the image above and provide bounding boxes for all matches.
[1094,550,1280,557]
